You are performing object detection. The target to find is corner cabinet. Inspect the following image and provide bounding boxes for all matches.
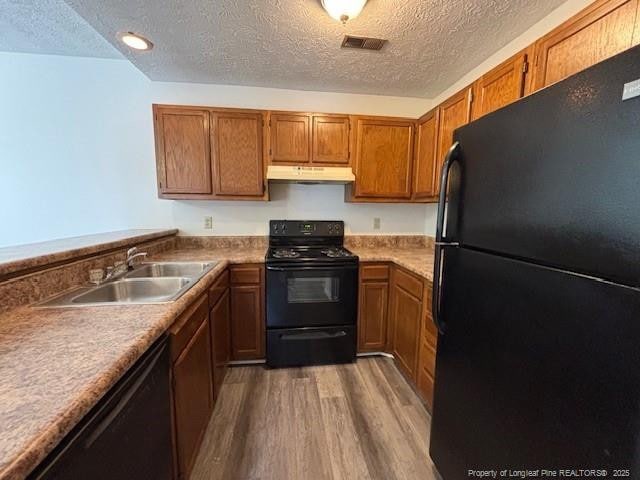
[153,105,268,201]
[349,117,415,201]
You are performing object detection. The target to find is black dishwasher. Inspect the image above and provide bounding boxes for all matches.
[29,335,173,480]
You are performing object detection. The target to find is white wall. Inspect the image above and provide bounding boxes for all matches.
[0,52,171,247]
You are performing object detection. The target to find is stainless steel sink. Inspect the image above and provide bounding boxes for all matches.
[124,262,213,279]
[36,261,218,307]
[71,278,191,304]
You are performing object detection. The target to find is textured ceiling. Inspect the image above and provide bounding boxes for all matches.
[0,0,121,58]
[3,0,568,98]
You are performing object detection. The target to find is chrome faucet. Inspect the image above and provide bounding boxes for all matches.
[126,247,148,270]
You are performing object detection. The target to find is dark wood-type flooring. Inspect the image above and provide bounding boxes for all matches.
[191,357,439,480]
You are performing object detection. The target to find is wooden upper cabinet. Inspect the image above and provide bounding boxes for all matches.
[412,109,439,200]
[435,87,472,195]
[471,50,529,120]
[154,106,211,194]
[312,115,350,164]
[211,111,264,196]
[270,113,311,164]
[353,117,415,199]
[531,0,640,91]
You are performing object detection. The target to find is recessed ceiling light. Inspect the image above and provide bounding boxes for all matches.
[321,0,368,24]
[118,32,153,51]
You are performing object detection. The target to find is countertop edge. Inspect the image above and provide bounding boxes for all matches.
[0,229,179,280]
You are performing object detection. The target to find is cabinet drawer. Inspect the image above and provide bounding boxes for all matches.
[170,294,209,361]
[360,264,390,281]
[230,265,262,284]
[394,267,424,299]
[209,269,229,307]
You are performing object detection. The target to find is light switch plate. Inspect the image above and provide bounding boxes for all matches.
[373,218,381,230]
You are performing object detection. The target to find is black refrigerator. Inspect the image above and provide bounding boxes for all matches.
[430,45,640,478]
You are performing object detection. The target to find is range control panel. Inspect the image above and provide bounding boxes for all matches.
[269,220,344,237]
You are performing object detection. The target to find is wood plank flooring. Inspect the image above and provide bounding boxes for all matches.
[191,357,439,480]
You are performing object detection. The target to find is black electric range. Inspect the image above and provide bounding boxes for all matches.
[265,220,358,368]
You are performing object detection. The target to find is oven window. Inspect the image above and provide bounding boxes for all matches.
[287,277,340,303]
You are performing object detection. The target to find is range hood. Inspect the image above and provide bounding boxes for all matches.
[266,166,355,184]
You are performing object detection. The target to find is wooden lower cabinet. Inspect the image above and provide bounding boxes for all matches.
[210,287,231,401]
[390,276,423,381]
[230,265,265,360]
[357,263,390,352]
[417,287,437,411]
[170,298,214,480]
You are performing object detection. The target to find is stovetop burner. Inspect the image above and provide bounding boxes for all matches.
[272,248,301,259]
[321,248,353,258]
[266,220,358,265]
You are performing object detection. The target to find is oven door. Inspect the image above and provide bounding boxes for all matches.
[266,264,358,328]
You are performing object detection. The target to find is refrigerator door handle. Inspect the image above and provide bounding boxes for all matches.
[432,141,461,334]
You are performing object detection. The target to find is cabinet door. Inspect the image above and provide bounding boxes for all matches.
[231,285,264,360]
[154,107,212,194]
[412,109,439,200]
[353,118,414,199]
[435,88,472,195]
[471,51,528,120]
[270,113,311,164]
[358,281,389,352]
[531,0,639,91]
[211,111,264,196]
[312,115,350,165]
[173,315,214,480]
[210,288,231,401]
[391,281,422,381]
[417,288,437,411]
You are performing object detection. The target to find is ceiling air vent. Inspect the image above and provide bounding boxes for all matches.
[341,35,387,51]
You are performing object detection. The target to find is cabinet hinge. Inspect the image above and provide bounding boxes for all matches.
[522,60,529,74]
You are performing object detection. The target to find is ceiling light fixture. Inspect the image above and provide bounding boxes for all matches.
[321,0,368,24]
[118,32,154,51]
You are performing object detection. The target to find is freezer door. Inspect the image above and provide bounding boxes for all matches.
[448,45,640,286]
[430,247,640,477]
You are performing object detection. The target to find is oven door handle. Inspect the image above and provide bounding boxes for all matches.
[280,331,347,341]
[266,265,358,272]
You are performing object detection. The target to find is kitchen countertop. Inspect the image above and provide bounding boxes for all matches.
[0,229,178,279]
[351,246,434,282]
[0,243,431,480]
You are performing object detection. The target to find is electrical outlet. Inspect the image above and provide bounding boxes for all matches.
[204,216,213,230]
[373,218,381,230]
